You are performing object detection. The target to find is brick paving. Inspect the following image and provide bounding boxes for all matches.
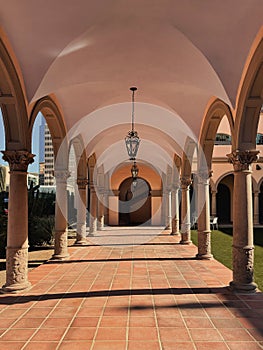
[0,228,262,349]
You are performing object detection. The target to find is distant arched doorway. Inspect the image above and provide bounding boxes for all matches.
[119,177,151,226]
[259,182,263,224]
[216,173,234,224]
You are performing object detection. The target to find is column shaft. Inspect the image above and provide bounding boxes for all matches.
[75,178,88,245]
[52,170,70,260]
[171,187,180,235]
[253,192,259,225]
[211,191,217,217]
[196,172,213,259]
[89,187,97,234]
[1,150,34,293]
[97,194,105,230]
[180,177,192,244]
[165,190,172,230]
[228,150,258,293]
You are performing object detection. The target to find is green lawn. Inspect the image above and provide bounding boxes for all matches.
[191,229,263,292]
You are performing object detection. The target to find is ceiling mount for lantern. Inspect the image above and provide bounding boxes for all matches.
[125,87,140,160]
[131,161,139,187]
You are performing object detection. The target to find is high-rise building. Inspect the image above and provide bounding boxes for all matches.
[39,116,55,186]
[44,123,55,186]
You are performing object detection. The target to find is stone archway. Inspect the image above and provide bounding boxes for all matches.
[235,35,263,151]
[119,177,151,226]
[29,96,70,260]
[0,35,33,292]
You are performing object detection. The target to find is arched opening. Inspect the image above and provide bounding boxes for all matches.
[259,181,263,224]
[119,177,151,226]
[216,174,234,224]
[67,145,77,227]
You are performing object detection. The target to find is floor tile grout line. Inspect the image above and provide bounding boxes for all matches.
[89,247,120,350]
[56,245,111,350]
[125,247,133,350]
[20,245,105,350]
[0,248,85,342]
[156,234,198,350]
[145,244,163,350]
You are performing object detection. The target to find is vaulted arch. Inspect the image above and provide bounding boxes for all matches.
[29,95,67,158]
[199,98,234,170]
[235,31,263,150]
[0,36,29,150]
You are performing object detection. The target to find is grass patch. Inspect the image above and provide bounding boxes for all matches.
[191,229,263,291]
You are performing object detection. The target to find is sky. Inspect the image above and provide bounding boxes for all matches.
[0,109,41,173]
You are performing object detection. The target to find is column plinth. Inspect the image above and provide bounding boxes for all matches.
[229,245,257,292]
[1,247,31,293]
[52,230,69,260]
[227,150,259,293]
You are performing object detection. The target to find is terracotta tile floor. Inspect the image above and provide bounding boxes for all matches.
[0,229,263,350]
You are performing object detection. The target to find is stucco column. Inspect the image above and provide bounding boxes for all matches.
[211,190,217,217]
[1,150,34,293]
[89,183,97,234]
[165,189,172,230]
[196,171,213,259]
[180,177,192,244]
[52,170,70,260]
[75,178,88,245]
[171,184,180,235]
[97,190,105,230]
[227,150,259,293]
[253,191,259,225]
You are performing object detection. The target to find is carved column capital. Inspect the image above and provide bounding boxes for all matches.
[180,176,192,189]
[54,170,70,183]
[197,170,212,185]
[172,182,180,191]
[227,150,259,172]
[2,150,34,172]
[77,178,88,189]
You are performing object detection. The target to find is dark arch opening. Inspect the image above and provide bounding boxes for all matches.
[259,182,263,224]
[119,177,151,226]
[217,183,231,224]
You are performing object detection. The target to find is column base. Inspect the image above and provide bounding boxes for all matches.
[229,280,258,294]
[179,240,192,245]
[74,238,88,245]
[0,281,31,294]
[51,253,70,261]
[170,232,180,235]
[196,253,213,260]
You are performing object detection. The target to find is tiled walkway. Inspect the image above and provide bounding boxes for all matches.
[0,228,262,350]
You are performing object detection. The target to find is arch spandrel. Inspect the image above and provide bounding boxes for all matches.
[235,32,263,151]
[0,36,29,151]
[29,96,67,162]
[199,98,234,171]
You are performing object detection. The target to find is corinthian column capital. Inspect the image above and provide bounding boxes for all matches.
[54,170,71,183]
[197,169,212,185]
[180,176,192,189]
[77,178,88,189]
[2,150,34,172]
[227,150,259,172]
